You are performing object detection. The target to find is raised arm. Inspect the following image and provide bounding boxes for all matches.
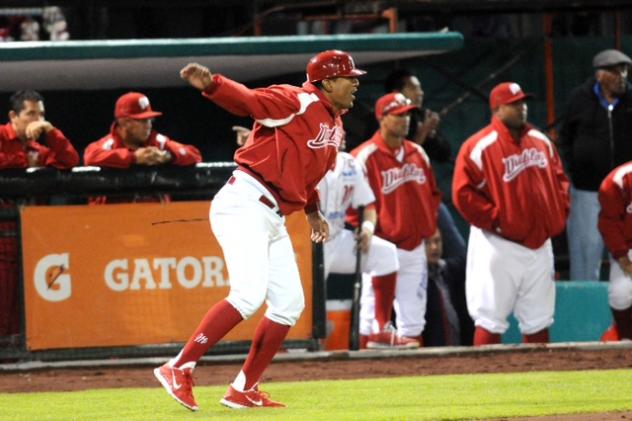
[180,63,302,121]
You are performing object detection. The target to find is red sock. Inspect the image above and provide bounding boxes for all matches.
[239,317,290,391]
[473,326,501,346]
[172,299,243,368]
[359,335,368,349]
[372,272,397,330]
[612,307,632,339]
[523,329,549,343]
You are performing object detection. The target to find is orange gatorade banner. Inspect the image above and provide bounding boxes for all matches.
[21,202,313,351]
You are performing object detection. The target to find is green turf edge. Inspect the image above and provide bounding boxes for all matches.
[1,368,631,421]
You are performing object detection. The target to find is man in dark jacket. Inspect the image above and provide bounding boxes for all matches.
[423,229,474,346]
[383,68,452,163]
[559,49,632,281]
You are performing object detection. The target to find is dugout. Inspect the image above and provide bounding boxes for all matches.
[1,29,629,361]
[0,32,464,361]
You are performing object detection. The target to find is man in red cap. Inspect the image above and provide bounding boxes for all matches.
[154,50,365,411]
[452,82,570,346]
[349,92,441,349]
[84,92,201,203]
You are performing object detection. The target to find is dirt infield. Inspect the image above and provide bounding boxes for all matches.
[1,346,632,420]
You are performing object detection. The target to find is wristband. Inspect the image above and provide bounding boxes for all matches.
[361,220,375,235]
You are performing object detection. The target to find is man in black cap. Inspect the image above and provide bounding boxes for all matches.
[560,49,632,281]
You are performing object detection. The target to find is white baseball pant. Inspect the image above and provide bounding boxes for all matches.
[608,250,632,310]
[324,230,399,279]
[359,242,427,337]
[466,227,555,335]
[209,170,304,326]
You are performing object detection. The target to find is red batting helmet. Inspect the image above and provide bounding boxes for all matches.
[306,50,367,82]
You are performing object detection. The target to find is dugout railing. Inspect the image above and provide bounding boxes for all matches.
[0,163,326,362]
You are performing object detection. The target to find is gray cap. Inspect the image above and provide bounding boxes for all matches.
[593,49,632,69]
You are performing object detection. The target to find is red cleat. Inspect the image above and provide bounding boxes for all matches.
[601,324,620,342]
[154,363,198,411]
[220,385,286,409]
[367,323,420,350]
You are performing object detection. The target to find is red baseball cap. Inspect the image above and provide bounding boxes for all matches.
[114,92,163,119]
[375,92,417,121]
[489,82,533,109]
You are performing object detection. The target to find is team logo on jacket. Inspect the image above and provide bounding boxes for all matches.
[502,148,548,182]
[381,164,426,194]
[626,202,632,214]
[307,123,343,149]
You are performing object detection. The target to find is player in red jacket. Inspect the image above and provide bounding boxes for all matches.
[83,92,202,203]
[0,90,79,337]
[350,92,441,348]
[452,82,570,346]
[154,50,365,411]
[598,161,632,340]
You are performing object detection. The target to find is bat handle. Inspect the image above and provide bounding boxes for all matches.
[349,206,364,351]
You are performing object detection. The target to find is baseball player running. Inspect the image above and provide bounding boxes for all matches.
[598,161,632,340]
[319,146,403,348]
[351,92,441,347]
[153,50,365,411]
[452,82,569,346]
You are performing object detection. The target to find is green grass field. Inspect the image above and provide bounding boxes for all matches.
[1,369,632,421]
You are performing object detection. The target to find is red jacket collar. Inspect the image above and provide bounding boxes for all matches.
[491,115,532,143]
[2,121,40,150]
[3,122,19,142]
[108,123,126,148]
[302,81,344,117]
[370,130,412,157]
[108,123,155,150]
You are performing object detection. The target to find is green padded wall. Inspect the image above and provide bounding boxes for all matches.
[503,281,612,343]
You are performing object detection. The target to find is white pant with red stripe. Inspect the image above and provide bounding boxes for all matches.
[210,170,304,327]
[466,227,555,335]
[359,242,427,337]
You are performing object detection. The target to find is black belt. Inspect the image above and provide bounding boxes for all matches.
[228,176,282,216]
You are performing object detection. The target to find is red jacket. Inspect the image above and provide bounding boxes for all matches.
[84,126,201,204]
[0,122,78,169]
[452,116,570,249]
[598,161,632,258]
[203,75,341,215]
[83,125,202,168]
[349,131,441,251]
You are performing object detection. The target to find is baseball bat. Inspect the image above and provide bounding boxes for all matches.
[349,205,364,351]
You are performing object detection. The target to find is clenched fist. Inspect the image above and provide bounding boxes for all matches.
[25,120,54,140]
[180,63,214,91]
[134,146,171,166]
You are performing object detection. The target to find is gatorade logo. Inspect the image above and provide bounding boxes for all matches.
[34,253,71,302]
